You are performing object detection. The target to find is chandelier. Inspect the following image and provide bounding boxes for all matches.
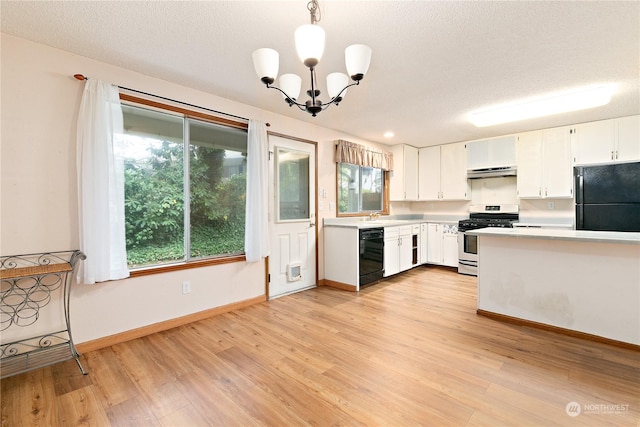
[252,0,372,117]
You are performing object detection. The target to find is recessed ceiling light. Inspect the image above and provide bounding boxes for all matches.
[383,131,394,138]
[468,84,615,127]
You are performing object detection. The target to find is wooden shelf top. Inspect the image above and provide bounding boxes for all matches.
[1,263,72,280]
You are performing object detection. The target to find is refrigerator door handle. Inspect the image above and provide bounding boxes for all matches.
[576,203,584,230]
[574,167,584,230]
[574,170,584,204]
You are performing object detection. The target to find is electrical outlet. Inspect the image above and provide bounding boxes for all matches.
[547,202,555,210]
[182,281,191,294]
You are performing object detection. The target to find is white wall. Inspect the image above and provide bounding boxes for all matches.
[0,34,384,344]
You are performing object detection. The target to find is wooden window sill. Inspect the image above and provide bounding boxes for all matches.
[129,254,246,278]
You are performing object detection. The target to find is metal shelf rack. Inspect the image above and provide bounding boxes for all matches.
[0,250,87,378]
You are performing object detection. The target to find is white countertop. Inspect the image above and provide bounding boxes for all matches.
[323,219,427,229]
[323,216,461,229]
[469,227,640,245]
[512,222,573,229]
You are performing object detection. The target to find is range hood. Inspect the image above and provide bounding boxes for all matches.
[466,136,517,179]
[467,166,517,179]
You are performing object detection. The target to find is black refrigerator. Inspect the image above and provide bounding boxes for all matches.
[574,161,640,232]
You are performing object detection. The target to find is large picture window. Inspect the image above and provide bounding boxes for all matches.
[121,104,247,268]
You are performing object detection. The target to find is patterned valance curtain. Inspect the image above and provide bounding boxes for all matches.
[335,139,393,171]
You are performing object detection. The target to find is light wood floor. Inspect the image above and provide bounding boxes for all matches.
[2,266,639,426]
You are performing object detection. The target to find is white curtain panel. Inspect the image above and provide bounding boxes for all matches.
[76,79,129,284]
[244,120,270,262]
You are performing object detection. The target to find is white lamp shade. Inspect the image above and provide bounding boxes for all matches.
[295,24,325,67]
[279,74,302,100]
[327,72,349,99]
[345,44,372,79]
[252,48,279,80]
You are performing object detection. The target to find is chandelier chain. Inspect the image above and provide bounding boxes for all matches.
[307,0,321,25]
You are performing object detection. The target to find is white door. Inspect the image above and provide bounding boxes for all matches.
[268,135,316,299]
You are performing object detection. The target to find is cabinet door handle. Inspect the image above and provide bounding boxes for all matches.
[611,151,614,160]
[616,150,619,160]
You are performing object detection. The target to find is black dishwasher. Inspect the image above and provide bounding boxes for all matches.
[359,228,384,286]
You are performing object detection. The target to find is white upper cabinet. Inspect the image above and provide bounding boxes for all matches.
[572,116,640,165]
[543,126,573,198]
[418,146,441,200]
[404,145,419,200]
[466,136,516,170]
[390,144,419,201]
[440,142,469,200]
[516,131,544,198]
[617,115,640,163]
[572,119,616,165]
[516,127,573,199]
[417,143,469,201]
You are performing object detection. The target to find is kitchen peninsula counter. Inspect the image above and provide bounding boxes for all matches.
[469,228,640,346]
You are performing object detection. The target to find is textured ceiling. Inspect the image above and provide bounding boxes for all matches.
[2,1,638,147]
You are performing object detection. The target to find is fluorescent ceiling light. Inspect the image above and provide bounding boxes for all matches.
[468,84,614,127]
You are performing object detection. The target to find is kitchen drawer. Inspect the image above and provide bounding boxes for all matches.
[411,224,420,233]
[384,226,399,239]
[399,226,412,236]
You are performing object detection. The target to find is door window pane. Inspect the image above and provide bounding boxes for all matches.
[278,149,310,220]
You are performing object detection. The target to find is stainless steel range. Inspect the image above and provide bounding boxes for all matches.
[458,204,519,276]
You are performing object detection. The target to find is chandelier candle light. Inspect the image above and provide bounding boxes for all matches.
[252,0,372,117]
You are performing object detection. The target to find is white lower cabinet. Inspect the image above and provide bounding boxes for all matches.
[399,233,414,272]
[324,226,359,287]
[427,224,442,264]
[420,223,428,265]
[426,223,458,267]
[384,225,420,277]
[443,233,458,267]
[383,227,400,277]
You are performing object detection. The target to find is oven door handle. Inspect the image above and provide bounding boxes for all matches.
[458,260,477,267]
